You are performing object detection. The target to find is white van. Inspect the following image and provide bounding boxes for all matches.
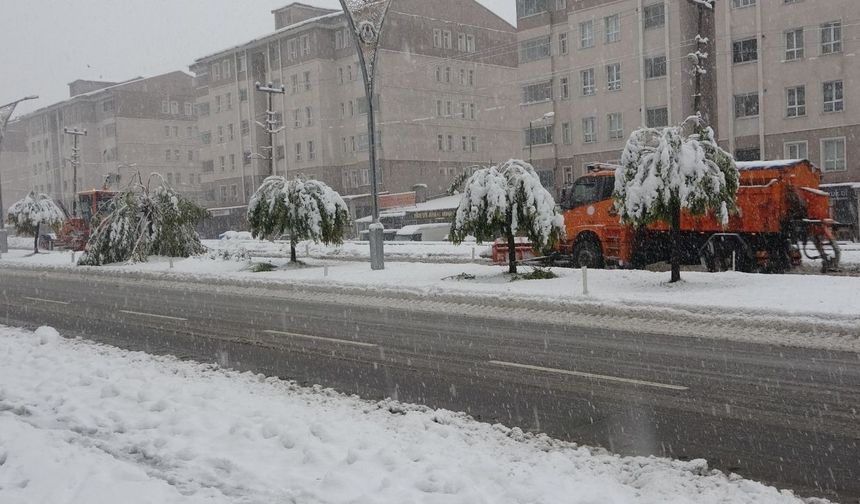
[394,223,451,242]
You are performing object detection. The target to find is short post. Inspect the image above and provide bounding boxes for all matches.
[732,250,736,272]
[324,265,329,277]
[369,223,385,271]
[71,250,75,264]
[169,256,174,269]
[471,246,475,261]
[305,242,310,257]
[581,266,589,296]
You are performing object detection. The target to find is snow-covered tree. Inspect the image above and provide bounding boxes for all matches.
[79,174,207,266]
[5,192,66,253]
[614,117,738,282]
[247,176,351,263]
[450,159,565,274]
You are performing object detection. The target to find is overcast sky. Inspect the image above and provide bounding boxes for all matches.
[0,0,515,116]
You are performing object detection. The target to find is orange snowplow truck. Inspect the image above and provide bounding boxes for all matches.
[496,159,840,273]
[56,189,116,251]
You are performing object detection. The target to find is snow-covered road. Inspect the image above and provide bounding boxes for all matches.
[0,325,823,504]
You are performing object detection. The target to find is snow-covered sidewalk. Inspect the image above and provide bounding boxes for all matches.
[0,325,824,504]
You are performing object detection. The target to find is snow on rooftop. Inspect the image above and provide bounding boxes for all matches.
[735,159,805,171]
[194,11,343,64]
[354,195,462,224]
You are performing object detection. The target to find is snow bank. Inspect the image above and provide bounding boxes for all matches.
[0,325,820,504]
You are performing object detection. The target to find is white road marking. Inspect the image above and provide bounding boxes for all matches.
[263,330,377,348]
[119,310,187,322]
[488,360,689,391]
[23,296,70,306]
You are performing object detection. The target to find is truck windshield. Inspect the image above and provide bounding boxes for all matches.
[568,176,612,208]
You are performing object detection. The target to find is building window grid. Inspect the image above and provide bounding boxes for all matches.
[581,68,596,96]
[520,36,551,63]
[821,138,846,171]
[785,29,804,60]
[558,32,568,55]
[733,38,758,64]
[784,141,808,160]
[579,20,594,49]
[606,63,621,91]
[786,86,806,117]
[645,55,667,79]
[734,93,759,118]
[643,3,665,29]
[820,22,842,54]
[605,15,620,43]
[608,113,623,140]
[732,0,756,7]
[823,80,844,112]
[646,107,669,127]
[582,117,596,143]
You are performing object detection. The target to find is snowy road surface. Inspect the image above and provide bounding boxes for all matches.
[1,267,858,500]
[0,325,831,504]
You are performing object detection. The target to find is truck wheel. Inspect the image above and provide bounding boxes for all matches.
[573,240,604,269]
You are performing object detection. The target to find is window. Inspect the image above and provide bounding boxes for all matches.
[287,39,298,59]
[821,138,846,171]
[228,123,235,141]
[304,71,311,91]
[435,100,443,117]
[165,149,171,161]
[238,54,247,73]
[466,35,475,52]
[558,32,568,55]
[445,67,451,82]
[446,135,453,151]
[643,3,665,29]
[229,154,236,171]
[562,122,572,145]
[520,36,551,63]
[161,100,169,114]
[241,120,249,136]
[735,148,760,162]
[308,141,315,160]
[823,80,844,112]
[225,93,232,111]
[646,107,668,127]
[348,65,353,81]
[459,69,466,85]
[295,142,302,161]
[608,113,623,140]
[458,33,466,52]
[217,126,224,143]
[222,60,231,79]
[461,135,468,151]
[443,30,452,49]
[201,131,211,145]
[219,156,225,172]
[437,134,444,151]
[517,0,548,18]
[560,77,570,99]
[294,109,302,128]
[644,55,667,79]
[215,95,222,113]
[524,125,553,146]
[786,86,806,117]
[784,141,808,160]
[468,70,475,86]
[305,107,313,127]
[734,93,759,118]
[821,22,841,54]
[732,0,755,7]
[470,136,477,152]
[196,102,209,117]
[103,100,114,113]
[581,68,595,96]
[785,29,804,60]
[733,38,758,63]
[291,74,299,94]
[212,63,221,81]
[339,67,345,84]
[300,35,310,56]
[579,20,594,49]
[231,185,238,200]
[433,28,442,48]
[605,15,620,43]
[188,150,194,162]
[164,126,170,137]
[582,117,596,143]
[606,63,621,91]
[523,81,553,104]
[220,186,227,201]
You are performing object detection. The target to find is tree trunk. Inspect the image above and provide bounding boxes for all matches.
[507,227,517,275]
[33,231,39,254]
[670,202,681,283]
[290,240,297,263]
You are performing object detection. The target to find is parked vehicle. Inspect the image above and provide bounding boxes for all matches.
[394,223,451,242]
[55,189,116,251]
[495,160,840,273]
[357,228,398,241]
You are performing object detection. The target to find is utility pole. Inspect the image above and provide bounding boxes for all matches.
[0,95,39,255]
[64,128,87,217]
[254,82,285,177]
[339,0,394,271]
[688,0,714,119]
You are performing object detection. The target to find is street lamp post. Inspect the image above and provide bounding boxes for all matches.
[338,0,393,271]
[528,111,555,166]
[0,95,39,255]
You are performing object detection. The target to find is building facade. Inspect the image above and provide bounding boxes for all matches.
[1,72,200,212]
[714,0,859,185]
[189,0,520,213]
[516,0,859,194]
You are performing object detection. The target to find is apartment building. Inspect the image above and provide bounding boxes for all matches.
[0,72,200,211]
[516,0,714,191]
[518,0,859,195]
[189,0,520,213]
[715,0,859,185]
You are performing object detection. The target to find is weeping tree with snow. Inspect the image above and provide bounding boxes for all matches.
[79,174,207,266]
[247,176,351,263]
[614,116,738,283]
[5,192,66,253]
[449,159,565,274]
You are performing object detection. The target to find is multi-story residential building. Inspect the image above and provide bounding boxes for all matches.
[0,124,30,212]
[714,0,858,186]
[518,0,859,196]
[515,0,715,191]
[0,71,200,211]
[189,0,520,214]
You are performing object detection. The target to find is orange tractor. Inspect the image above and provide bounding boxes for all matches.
[56,189,116,251]
[496,159,840,273]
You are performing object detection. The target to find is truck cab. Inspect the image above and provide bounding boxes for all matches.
[558,165,628,267]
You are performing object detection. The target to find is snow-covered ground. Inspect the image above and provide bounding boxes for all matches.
[0,325,825,504]
[3,247,860,324]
